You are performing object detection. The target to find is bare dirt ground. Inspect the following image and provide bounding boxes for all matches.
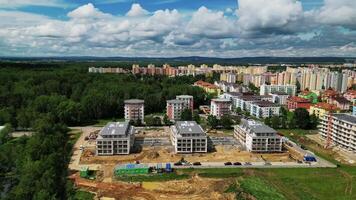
[307,134,356,165]
[80,145,293,165]
[135,127,170,138]
[70,172,236,200]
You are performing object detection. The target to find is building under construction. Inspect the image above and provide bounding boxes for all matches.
[318,113,356,151]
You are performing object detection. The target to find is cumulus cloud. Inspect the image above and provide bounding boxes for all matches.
[187,7,236,38]
[0,2,356,57]
[126,3,149,17]
[316,0,356,28]
[237,0,303,34]
[68,3,111,19]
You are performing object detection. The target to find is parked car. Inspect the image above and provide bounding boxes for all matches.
[193,162,201,166]
[224,162,232,166]
[233,162,242,166]
[264,162,272,166]
[174,162,182,166]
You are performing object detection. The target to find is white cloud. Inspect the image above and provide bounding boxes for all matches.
[316,0,356,28]
[237,0,303,33]
[0,0,71,8]
[0,2,356,57]
[187,7,236,38]
[68,3,111,19]
[126,3,149,17]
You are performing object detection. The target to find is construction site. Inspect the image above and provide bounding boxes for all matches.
[68,125,335,200]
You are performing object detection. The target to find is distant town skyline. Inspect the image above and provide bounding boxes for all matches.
[0,0,356,57]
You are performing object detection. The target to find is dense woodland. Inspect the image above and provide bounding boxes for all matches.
[0,62,213,199]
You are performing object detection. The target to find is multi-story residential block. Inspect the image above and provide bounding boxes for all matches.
[176,95,194,111]
[166,100,185,121]
[287,96,312,111]
[309,102,339,118]
[170,121,208,153]
[328,97,351,111]
[344,90,356,102]
[271,92,289,105]
[210,99,232,118]
[250,101,280,119]
[318,114,356,151]
[260,84,296,96]
[234,119,282,152]
[220,72,236,83]
[194,80,221,95]
[96,122,135,155]
[124,99,145,124]
[321,89,339,102]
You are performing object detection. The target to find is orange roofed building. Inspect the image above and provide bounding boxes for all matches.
[287,96,312,111]
[309,102,340,118]
[194,80,221,95]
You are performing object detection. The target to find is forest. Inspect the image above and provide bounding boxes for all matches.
[0,62,212,199]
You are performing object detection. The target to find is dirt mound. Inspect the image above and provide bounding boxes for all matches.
[147,151,160,159]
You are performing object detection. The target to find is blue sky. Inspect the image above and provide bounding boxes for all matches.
[0,0,355,57]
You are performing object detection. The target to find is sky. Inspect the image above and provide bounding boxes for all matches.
[0,0,355,57]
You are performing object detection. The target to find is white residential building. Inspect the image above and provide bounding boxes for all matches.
[318,114,356,152]
[271,92,289,105]
[250,101,281,119]
[124,99,145,124]
[260,84,297,96]
[176,95,194,110]
[234,119,282,152]
[170,121,208,153]
[166,99,185,121]
[210,98,232,118]
[96,122,135,155]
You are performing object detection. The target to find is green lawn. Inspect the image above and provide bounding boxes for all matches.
[93,118,125,126]
[240,177,286,200]
[116,173,189,182]
[74,190,94,200]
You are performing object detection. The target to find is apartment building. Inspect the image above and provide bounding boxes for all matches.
[318,114,356,151]
[170,121,208,153]
[309,102,339,118]
[124,99,145,124]
[250,101,281,119]
[234,119,282,152]
[328,97,351,110]
[166,100,185,121]
[287,96,312,111]
[271,92,289,105]
[194,80,221,95]
[210,98,232,118]
[96,122,135,155]
[260,84,297,96]
[176,95,194,110]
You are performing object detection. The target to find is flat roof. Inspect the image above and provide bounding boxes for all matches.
[100,122,131,136]
[175,121,205,135]
[212,98,231,103]
[176,95,193,99]
[252,101,279,107]
[241,119,278,134]
[167,99,185,104]
[124,99,144,104]
[333,114,356,124]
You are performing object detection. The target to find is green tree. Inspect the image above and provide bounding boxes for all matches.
[163,114,172,125]
[180,108,193,121]
[220,115,233,129]
[309,114,319,129]
[207,115,219,129]
[0,124,12,145]
[235,107,242,114]
[264,117,272,126]
[294,108,310,129]
[193,111,201,124]
[271,116,280,129]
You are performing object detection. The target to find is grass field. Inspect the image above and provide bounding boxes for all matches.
[74,190,95,200]
[116,172,190,182]
[240,177,286,200]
